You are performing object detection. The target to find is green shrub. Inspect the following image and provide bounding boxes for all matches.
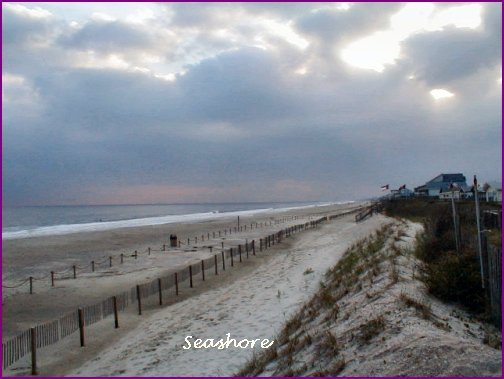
[384,198,497,317]
[421,249,485,311]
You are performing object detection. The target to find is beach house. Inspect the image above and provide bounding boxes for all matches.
[414,173,467,197]
[484,181,502,202]
[390,187,414,198]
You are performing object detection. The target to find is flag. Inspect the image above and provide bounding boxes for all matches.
[381,184,389,191]
[398,184,406,191]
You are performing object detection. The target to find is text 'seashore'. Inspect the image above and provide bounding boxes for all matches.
[183,333,274,350]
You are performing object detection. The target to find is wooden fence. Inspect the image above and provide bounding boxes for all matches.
[481,233,502,327]
[2,208,364,373]
[355,202,382,222]
[2,216,309,294]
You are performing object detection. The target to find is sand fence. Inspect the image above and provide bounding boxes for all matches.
[2,209,363,374]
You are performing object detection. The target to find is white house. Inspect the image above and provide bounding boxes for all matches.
[485,181,502,202]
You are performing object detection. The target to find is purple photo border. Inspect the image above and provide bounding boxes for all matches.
[0,1,502,378]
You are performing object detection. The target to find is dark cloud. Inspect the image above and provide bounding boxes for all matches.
[2,5,55,46]
[2,3,501,205]
[402,27,500,86]
[58,19,162,55]
[295,2,401,44]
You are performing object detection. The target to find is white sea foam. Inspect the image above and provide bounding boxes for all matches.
[2,202,352,240]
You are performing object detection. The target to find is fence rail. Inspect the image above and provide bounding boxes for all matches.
[2,207,365,373]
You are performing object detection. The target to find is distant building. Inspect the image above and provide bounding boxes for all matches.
[439,189,463,200]
[484,181,502,202]
[390,188,414,198]
[414,173,467,197]
[438,184,473,200]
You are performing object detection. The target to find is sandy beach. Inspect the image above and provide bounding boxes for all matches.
[70,213,388,376]
[2,203,363,336]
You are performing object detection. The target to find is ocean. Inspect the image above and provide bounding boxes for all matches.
[2,201,349,240]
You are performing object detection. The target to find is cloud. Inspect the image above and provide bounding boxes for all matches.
[402,24,501,86]
[2,3,56,46]
[295,2,401,44]
[58,19,165,56]
[2,2,501,206]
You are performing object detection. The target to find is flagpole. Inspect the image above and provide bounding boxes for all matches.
[473,175,485,289]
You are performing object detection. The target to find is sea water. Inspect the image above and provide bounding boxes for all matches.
[2,201,351,240]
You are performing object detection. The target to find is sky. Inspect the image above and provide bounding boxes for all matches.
[2,2,502,206]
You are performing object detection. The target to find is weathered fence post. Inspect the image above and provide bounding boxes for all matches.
[109,256,112,267]
[246,240,249,258]
[73,265,76,279]
[31,327,37,375]
[260,239,263,251]
[252,240,256,256]
[222,251,226,271]
[175,273,179,296]
[239,245,242,262]
[201,260,205,281]
[230,248,234,267]
[136,285,142,315]
[148,247,151,255]
[113,296,119,328]
[189,266,193,288]
[120,253,124,264]
[215,255,218,275]
[51,271,55,287]
[78,308,85,347]
[158,278,163,306]
[29,277,33,294]
[134,250,138,259]
[91,261,95,272]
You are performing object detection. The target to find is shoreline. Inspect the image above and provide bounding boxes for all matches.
[2,202,365,339]
[2,201,353,240]
[3,204,384,376]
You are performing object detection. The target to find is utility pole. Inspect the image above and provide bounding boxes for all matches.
[474,175,485,289]
[450,187,460,253]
